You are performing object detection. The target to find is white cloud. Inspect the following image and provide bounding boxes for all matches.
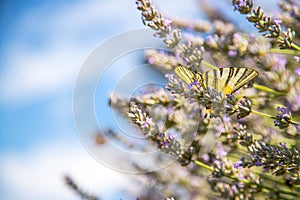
[0,0,140,105]
[0,0,204,106]
[0,43,82,104]
[18,0,140,37]
[0,140,132,200]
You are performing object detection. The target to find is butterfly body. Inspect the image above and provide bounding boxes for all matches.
[175,66,259,95]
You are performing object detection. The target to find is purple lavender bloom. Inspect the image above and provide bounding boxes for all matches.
[296,123,300,133]
[254,160,261,166]
[164,18,172,27]
[216,142,227,158]
[206,35,215,45]
[269,129,277,136]
[141,121,147,128]
[276,106,282,112]
[188,81,199,90]
[166,106,172,113]
[233,5,238,11]
[294,95,300,110]
[202,153,210,162]
[237,173,245,180]
[233,32,242,40]
[274,106,291,129]
[294,56,300,63]
[237,181,245,188]
[228,50,238,57]
[249,33,256,39]
[174,53,181,60]
[237,0,244,6]
[146,117,153,124]
[295,68,300,76]
[233,0,244,11]
[231,185,238,193]
[163,140,169,147]
[169,132,175,140]
[148,57,154,64]
[272,55,287,72]
[274,17,282,26]
[222,115,231,123]
[233,158,244,168]
[214,159,222,168]
[165,73,173,80]
[233,162,241,169]
[279,142,287,148]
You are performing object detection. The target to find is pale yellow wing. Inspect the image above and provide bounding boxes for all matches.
[202,67,258,94]
[175,66,204,88]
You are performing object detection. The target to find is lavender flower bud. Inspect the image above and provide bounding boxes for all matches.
[274,106,292,129]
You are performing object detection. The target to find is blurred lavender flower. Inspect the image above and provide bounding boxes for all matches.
[233,158,244,169]
[274,106,292,129]
[216,142,228,158]
[75,0,300,199]
[295,67,300,76]
[64,175,99,200]
[228,50,237,57]
[233,0,298,49]
[274,17,282,26]
[232,0,253,14]
[136,0,181,48]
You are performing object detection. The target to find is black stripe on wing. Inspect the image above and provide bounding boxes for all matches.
[175,66,204,87]
[232,68,259,93]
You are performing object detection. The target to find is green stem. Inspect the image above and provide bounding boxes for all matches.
[193,160,300,197]
[194,160,214,171]
[251,110,273,118]
[291,43,300,51]
[290,121,298,126]
[251,110,299,125]
[202,60,218,70]
[253,84,285,96]
[268,48,300,56]
[278,36,300,51]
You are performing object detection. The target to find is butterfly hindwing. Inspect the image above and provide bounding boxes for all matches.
[230,67,259,93]
[202,68,235,94]
[202,67,258,94]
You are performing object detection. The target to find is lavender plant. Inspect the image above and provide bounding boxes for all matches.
[64,175,100,200]
[68,0,300,199]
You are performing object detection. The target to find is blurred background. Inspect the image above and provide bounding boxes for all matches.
[0,0,275,199]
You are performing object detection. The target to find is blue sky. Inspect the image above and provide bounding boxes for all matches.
[0,0,145,199]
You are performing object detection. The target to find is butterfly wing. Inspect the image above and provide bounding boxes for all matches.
[228,67,259,93]
[175,66,204,89]
[202,67,258,94]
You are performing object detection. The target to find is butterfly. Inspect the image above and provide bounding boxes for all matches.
[175,65,259,95]
[175,65,259,160]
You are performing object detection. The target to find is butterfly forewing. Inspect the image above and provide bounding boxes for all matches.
[175,66,203,87]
